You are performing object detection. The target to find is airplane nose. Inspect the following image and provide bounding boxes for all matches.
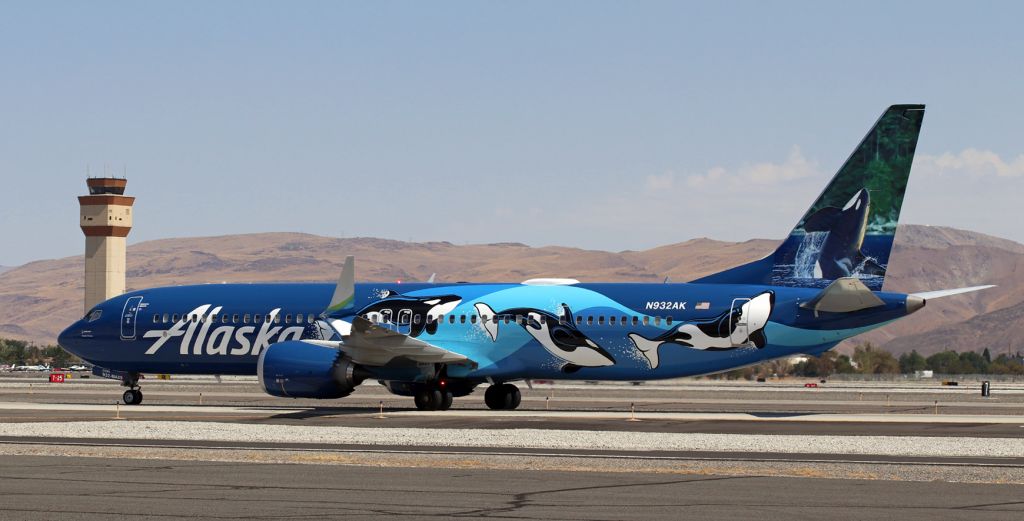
[58,322,82,355]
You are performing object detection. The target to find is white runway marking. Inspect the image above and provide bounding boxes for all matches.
[0,420,1022,459]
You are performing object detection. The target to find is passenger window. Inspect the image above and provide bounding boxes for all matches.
[666,316,673,326]
[296,314,303,324]
[285,314,292,323]
[414,314,422,325]
[162,313,169,324]
[622,316,628,326]
[457,315,464,324]
[642,316,649,326]
[538,315,546,325]
[559,316,566,325]
[598,316,605,325]
[381,309,393,323]
[209,314,217,323]
[449,315,456,324]
[632,316,639,326]
[152,315,159,324]
[608,316,616,325]
[222,314,228,324]
[470,315,477,324]
[654,317,662,326]
[307,314,315,324]
[503,316,511,325]
[254,314,262,324]
[190,314,198,322]
[274,314,281,324]
[243,314,251,324]
[172,314,179,322]
[480,315,489,323]
[576,316,583,326]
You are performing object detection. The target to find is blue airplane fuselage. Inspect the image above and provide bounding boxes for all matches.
[59,280,913,382]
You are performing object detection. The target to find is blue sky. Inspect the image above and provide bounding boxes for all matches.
[1,1,1022,266]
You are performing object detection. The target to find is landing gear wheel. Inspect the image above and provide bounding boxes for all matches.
[122,389,143,405]
[439,391,454,411]
[484,384,520,410]
[503,384,521,410]
[414,389,445,411]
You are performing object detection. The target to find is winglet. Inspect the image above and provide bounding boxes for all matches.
[324,256,356,317]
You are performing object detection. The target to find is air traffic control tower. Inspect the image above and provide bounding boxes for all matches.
[79,178,134,313]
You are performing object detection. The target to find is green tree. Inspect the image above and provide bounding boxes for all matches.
[852,343,900,374]
[982,348,991,364]
[926,351,963,374]
[898,350,927,374]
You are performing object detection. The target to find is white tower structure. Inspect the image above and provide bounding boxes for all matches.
[79,177,134,313]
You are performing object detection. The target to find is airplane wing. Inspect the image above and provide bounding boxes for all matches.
[308,317,475,367]
[910,285,996,300]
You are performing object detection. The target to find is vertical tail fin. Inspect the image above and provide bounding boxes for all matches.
[694,104,925,291]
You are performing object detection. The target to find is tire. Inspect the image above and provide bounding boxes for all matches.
[122,389,142,405]
[439,391,454,411]
[505,384,521,410]
[484,385,504,410]
[413,390,431,410]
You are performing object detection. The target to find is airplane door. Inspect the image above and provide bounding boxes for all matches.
[729,298,750,346]
[120,296,144,340]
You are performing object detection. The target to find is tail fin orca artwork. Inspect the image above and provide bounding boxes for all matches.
[696,104,925,291]
[58,103,996,411]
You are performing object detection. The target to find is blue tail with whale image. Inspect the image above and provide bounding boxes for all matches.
[695,104,925,291]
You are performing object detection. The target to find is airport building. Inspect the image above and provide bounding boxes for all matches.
[78,177,134,313]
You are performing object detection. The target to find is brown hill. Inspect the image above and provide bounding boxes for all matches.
[884,300,1024,357]
[0,225,1018,354]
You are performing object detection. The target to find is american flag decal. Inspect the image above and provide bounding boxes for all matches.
[695,301,711,310]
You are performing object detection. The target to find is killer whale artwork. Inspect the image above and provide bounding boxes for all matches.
[474,302,616,369]
[802,188,886,279]
[698,105,925,291]
[357,293,462,337]
[629,291,775,369]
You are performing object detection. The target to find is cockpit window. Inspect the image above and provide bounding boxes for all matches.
[86,309,102,322]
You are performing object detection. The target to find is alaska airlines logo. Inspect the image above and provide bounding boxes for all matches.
[143,305,305,356]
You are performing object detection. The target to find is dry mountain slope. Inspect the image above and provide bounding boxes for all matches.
[0,225,1017,355]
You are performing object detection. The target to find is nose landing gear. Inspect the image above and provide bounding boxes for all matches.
[484,383,521,410]
[121,373,143,405]
[122,388,143,405]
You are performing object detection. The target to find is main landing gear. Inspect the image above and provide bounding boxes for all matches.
[413,387,453,411]
[484,383,521,410]
[121,373,143,405]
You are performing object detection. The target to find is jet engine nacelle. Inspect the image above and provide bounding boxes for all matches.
[258,341,367,399]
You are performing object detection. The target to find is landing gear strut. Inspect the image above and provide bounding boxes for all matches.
[484,383,521,410]
[413,387,453,411]
[121,373,143,405]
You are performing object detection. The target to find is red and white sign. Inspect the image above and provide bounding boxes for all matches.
[49,373,66,383]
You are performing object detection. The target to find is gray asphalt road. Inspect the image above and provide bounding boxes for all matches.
[1,455,1021,520]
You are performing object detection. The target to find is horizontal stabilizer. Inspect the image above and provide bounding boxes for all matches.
[910,285,996,300]
[312,316,475,367]
[799,277,885,315]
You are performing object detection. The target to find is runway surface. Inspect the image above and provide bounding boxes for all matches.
[2,455,1022,520]
[0,375,1021,519]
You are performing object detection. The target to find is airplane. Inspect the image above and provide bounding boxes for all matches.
[58,104,993,409]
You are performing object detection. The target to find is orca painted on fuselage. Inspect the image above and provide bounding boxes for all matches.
[357,293,462,337]
[473,302,615,371]
[628,291,774,369]
[803,189,885,279]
